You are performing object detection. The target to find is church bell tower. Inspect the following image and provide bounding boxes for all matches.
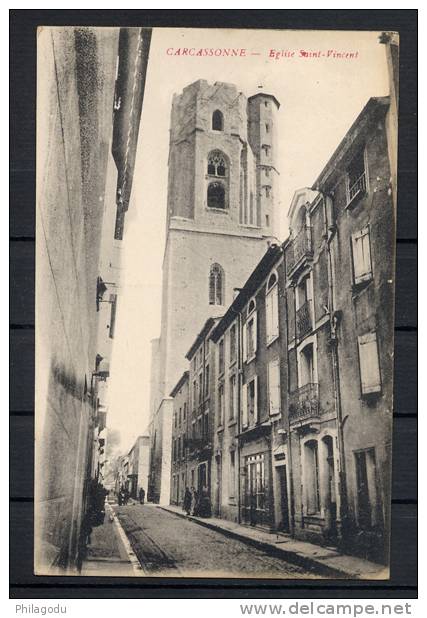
[149,80,280,502]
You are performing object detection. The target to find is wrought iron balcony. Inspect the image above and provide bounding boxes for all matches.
[289,383,320,424]
[186,436,211,452]
[347,172,367,205]
[286,225,313,276]
[296,300,312,339]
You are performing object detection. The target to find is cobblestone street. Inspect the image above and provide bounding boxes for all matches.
[113,504,313,578]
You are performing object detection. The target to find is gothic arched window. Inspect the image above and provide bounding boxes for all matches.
[207,182,226,209]
[209,263,224,305]
[212,110,224,131]
[207,151,227,177]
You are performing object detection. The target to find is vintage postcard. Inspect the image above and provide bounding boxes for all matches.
[35,26,398,578]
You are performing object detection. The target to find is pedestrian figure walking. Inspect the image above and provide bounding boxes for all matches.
[190,486,199,516]
[139,487,145,505]
[183,487,192,515]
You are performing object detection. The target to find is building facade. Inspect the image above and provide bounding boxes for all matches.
[127,435,150,499]
[35,27,151,573]
[169,95,395,566]
[170,372,190,506]
[149,80,281,503]
[309,96,395,561]
[185,318,220,503]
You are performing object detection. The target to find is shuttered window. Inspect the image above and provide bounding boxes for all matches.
[229,323,237,363]
[242,383,248,428]
[358,331,381,395]
[248,376,258,424]
[229,374,237,420]
[244,300,257,362]
[266,285,279,344]
[351,227,372,285]
[268,359,281,415]
[246,314,257,360]
[218,339,225,374]
[109,294,117,339]
[218,384,225,426]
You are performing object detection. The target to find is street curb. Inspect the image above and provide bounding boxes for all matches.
[158,505,353,579]
[107,504,145,575]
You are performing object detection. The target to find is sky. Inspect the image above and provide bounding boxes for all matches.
[106,27,389,454]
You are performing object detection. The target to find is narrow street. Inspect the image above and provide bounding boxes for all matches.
[113,503,313,578]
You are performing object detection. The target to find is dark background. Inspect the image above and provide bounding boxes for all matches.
[10,9,417,599]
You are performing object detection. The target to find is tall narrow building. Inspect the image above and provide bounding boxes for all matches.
[148,80,280,503]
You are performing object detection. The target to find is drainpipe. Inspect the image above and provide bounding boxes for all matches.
[321,194,350,543]
[231,305,243,525]
[285,277,296,537]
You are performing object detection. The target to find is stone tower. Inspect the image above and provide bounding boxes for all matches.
[148,80,280,503]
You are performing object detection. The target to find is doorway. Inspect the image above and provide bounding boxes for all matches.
[323,435,337,539]
[276,465,290,532]
[215,454,222,517]
[243,454,268,527]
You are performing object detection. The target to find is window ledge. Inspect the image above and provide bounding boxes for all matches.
[239,223,261,230]
[304,513,323,522]
[229,358,237,369]
[245,354,256,365]
[361,388,382,401]
[352,276,373,297]
[205,207,229,215]
[345,188,367,210]
[217,425,224,433]
[266,334,280,348]
[228,419,237,428]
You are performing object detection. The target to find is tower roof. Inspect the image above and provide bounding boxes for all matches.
[248,92,280,109]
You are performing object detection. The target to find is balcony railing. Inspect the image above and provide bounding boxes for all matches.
[186,436,211,452]
[347,172,367,204]
[289,383,320,423]
[296,300,312,339]
[286,225,313,275]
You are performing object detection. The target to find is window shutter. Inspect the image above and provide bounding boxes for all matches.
[266,292,272,343]
[109,294,117,339]
[254,376,258,423]
[269,359,280,415]
[242,383,248,428]
[242,322,247,362]
[362,230,372,278]
[253,312,258,354]
[272,287,279,339]
[352,228,372,284]
[358,332,381,394]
